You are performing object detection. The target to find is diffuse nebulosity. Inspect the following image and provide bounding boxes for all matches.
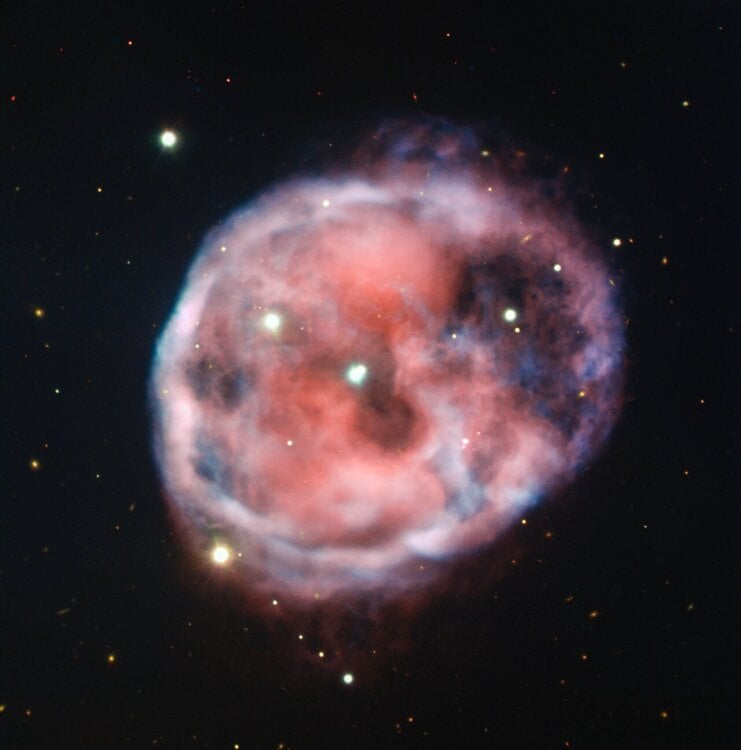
[151,121,624,609]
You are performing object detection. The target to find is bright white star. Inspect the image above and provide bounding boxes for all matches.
[160,130,178,148]
[211,545,231,564]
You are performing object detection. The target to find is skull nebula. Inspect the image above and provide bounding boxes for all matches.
[151,122,624,604]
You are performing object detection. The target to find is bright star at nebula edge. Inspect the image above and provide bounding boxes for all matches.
[211,544,231,565]
[150,119,625,625]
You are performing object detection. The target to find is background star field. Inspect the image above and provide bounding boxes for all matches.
[3,2,738,748]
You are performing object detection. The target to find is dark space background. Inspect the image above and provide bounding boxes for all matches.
[2,2,738,748]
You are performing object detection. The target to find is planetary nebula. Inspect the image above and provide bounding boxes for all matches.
[151,122,624,604]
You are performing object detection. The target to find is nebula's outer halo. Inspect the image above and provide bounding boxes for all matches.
[151,123,624,604]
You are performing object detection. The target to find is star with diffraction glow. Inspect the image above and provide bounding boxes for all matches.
[211,545,231,564]
[263,312,281,332]
[160,130,178,148]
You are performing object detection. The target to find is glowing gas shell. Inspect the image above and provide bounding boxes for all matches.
[151,123,624,602]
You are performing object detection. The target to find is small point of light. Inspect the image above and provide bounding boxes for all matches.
[96,186,103,193]
[318,651,325,658]
[107,653,116,664]
[286,439,293,447]
[346,363,368,385]
[321,199,331,208]
[272,599,278,606]
[33,307,45,318]
[263,312,281,332]
[661,256,669,266]
[552,263,562,273]
[211,545,231,565]
[578,389,587,398]
[503,308,517,323]
[461,438,470,445]
[598,152,605,159]
[29,459,41,471]
[160,130,178,148]
[480,149,490,157]
[681,100,690,108]
[220,245,227,252]
[520,518,528,525]
[513,326,521,333]
[342,672,354,685]
[612,237,622,247]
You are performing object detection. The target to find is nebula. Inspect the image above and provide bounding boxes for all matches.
[150,121,624,606]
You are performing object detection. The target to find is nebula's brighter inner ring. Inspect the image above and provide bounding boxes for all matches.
[151,125,624,602]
